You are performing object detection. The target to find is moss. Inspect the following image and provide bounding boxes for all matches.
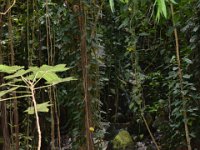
[112,129,134,149]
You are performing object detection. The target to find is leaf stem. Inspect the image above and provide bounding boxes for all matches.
[30,83,41,150]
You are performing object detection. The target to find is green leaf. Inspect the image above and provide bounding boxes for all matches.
[0,65,24,74]
[39,64,70,72]
[183,74,191,79]
[0,87,18,97]
[170,0,177,4]
[183,58,193,64]
[155,0,167,22]
[26,65,70,82]
[109,0,115,13]
[42,72,62,84]
[4,69,31,80]
[46,77,77,85]
[120,0,129,3]
[47,64,70,72]
[24,101,52,115]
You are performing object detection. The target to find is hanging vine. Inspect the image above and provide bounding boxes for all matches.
[170,3,191,150]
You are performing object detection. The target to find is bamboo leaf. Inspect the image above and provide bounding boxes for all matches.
[156,0,167,22]
[109,0,115,13]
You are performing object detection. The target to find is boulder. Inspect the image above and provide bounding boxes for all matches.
[112,129,134,150]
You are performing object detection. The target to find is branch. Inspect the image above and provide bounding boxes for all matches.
[0,0,16,15]
[141,113,160,150]
[0,95,32,102]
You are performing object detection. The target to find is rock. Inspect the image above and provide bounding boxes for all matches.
[112,129,134,150]
[136,142,147,150]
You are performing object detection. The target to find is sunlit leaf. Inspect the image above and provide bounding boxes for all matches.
[24,101,52,115]
[0,87,18,97]
[47,64,70,72]
[155,0,167,22]
[47,77,77,85]
[0,65,24,74]
[4,69,31,79]
[170,0,177,4]
[109,0,115,13]
[42,72,62,84]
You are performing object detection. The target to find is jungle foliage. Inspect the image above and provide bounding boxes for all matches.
[0,0,200,150]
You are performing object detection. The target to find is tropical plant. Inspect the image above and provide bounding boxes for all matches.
[0,64,76,150]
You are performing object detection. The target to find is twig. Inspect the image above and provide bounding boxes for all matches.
[141,113,160,150]
[0,0,16,15]
[0,95,32,101]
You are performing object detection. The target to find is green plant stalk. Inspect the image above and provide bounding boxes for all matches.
[30,83,41,150]
[141,114,160,150]
[170,4,191,150]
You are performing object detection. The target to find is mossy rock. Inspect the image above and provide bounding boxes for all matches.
[112,129,134,150]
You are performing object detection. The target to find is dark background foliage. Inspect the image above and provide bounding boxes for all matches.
[0,0,200,149]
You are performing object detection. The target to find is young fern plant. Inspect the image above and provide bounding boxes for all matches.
[0,64,76,150]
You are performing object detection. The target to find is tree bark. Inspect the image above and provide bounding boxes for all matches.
[78,1,94,149]
[7,0,19,149]
[0,12,11,150]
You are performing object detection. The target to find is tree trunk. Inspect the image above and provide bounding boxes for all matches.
[7,0,19,149]
[0,12,11,150]
[78,1,94,149]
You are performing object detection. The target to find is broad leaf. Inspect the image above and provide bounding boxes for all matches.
[39,64,70,72]
[42,72,62,84]
[0,87,18,97]
[47,77,77,85]
[24,101,52,114]
[4,69,31,79]
[0,65,24,74]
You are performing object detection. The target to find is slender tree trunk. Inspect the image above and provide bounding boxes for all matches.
[7,0,19,149]
[0,101,11,150]
[0,13,11,150]
[45,0,58,148]
[78,1,94,149]
[170,4,192,150]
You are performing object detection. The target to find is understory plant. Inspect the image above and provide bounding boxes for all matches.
[0,64,76,150]
[162,56,200,149]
